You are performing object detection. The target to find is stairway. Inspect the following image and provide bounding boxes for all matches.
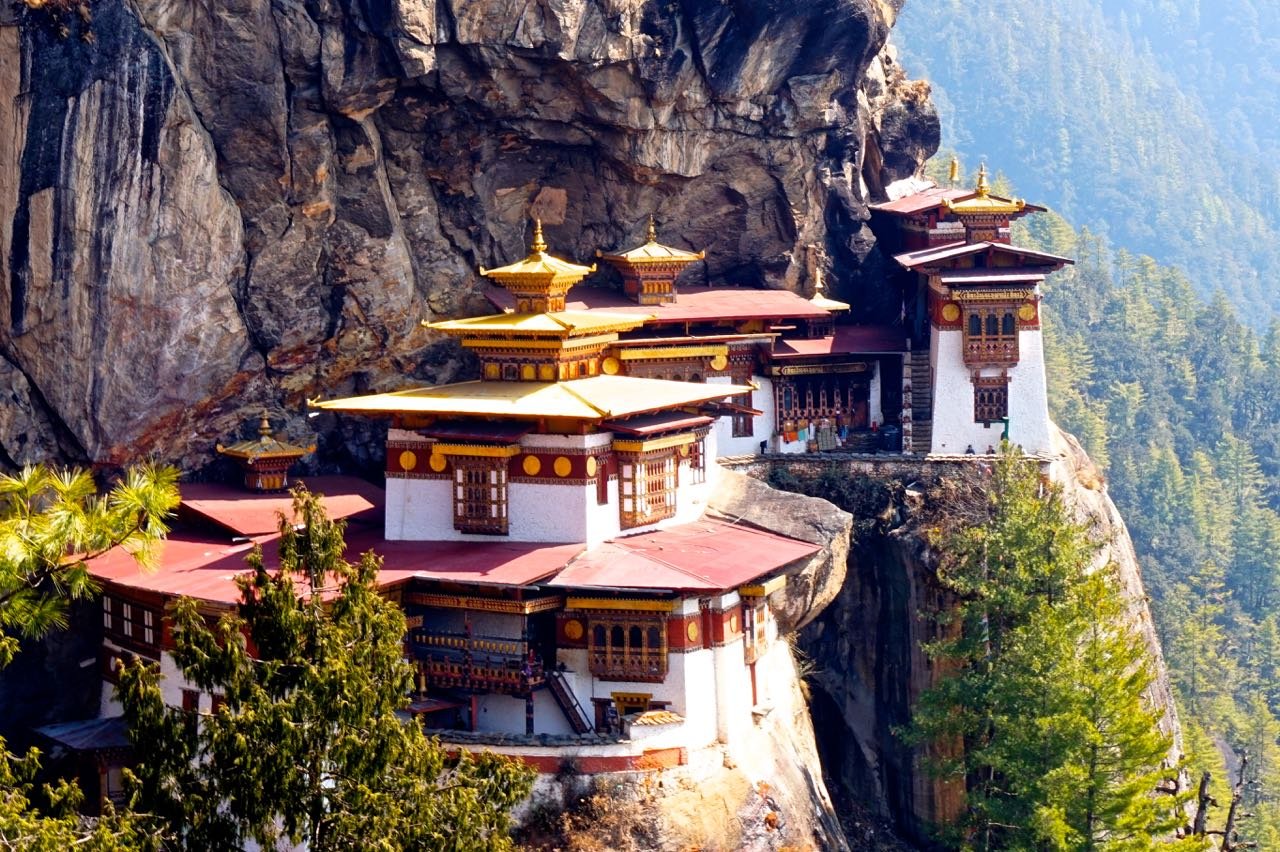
[546,669,592,734]
[909,351,933,455]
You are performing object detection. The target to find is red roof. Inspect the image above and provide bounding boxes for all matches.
[354,529,583,588]
[180,476,384,537]
[600,412,714,436]
[90,532,261,603]
[894,241,1073,271]
[548,518,819,592]
[486,284,829,324]
[870,185,968,216]
[772,325,905,359]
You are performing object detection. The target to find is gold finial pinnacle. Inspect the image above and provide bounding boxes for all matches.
[646,214,658,243]
[948,155,960,185]
[976,162,990,196]
[531,218,547,254]
[814,267,826,294]
[258,410,272,439]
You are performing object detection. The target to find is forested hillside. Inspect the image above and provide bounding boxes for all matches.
[896,0,1280,322]
[1007,201,1280,845]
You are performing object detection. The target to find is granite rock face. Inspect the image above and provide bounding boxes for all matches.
[0,0,937,471]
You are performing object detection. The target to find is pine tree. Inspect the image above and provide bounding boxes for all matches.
[0,464,179,849]
[119,485,536,851]
[908,447,1194,849]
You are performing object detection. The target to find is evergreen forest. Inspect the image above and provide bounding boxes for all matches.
[896,0,1280,322]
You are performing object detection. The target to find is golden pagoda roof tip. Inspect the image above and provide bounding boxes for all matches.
[597,218,706,265]
[217,412,315,461]
[809,269,850,312]
[531,218,548,254]
[941,163,1027,216]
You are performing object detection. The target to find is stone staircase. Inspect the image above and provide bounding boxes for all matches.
[908,351,933,455]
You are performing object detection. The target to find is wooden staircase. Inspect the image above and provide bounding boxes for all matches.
[909,351,933,455]
[547,669,592,734]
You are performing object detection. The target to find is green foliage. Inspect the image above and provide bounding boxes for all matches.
[119,485,536,851]
[0,746,160,851]
[0,464,178,668]
[0,464,178,849]
[897,0,1280,322]
[907,448,1195,849]
[992,195,1280,840]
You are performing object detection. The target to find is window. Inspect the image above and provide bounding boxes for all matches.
[452,460,509,535]
[687,439,706,485]
[587,616,668,681]
[181,689,199,713]
[963,307,1019,365]
[619,451,678,529]
[732,392,754,437]
[595,456,610,506]
[102,595,159,654]
[974,375,1010,423]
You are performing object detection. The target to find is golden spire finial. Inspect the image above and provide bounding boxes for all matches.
[258,410,272,439]
[646,214,657,243]
[531,218,547,254]
[948,155,960,185]
[976,162,990,196]
[814,266,826,294]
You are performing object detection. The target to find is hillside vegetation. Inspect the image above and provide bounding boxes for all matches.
[896,0,1280,322]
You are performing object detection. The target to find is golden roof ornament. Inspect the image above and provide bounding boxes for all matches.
[216,411,315,492]
[809,267,850,313]
[597,217,706,306]
[941,162,1027,218]
[479,218,596,313]
[531,217,548,254]
[948,155,960,185]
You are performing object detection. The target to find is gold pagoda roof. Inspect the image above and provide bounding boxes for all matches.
[311,375,753,422]
[216,413,315,461]
[479,220,595,285]
[808,269,850,313]
[942,164,1026,217]
[597,217,706,265]
[427,310,650,338]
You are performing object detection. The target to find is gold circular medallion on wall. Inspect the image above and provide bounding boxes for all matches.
[1018,303,1037,321]
[710,354,729,371]
[563,619,584,641]
[522,455,542,476]
[686,621,700,642]
[585,456,598,477]
[729,613,739,633]
[602,357,621,375]
[429,453,447,473]
[553,456,572,477]
[679,443,690,457]
[941,302,961,322]
[398,450,418,472]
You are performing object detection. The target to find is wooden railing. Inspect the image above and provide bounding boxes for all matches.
[588,648,667,683]
[410,629,543,694]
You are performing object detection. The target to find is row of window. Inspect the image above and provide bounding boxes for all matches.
[451,441,705,535]
[103,595,158,652]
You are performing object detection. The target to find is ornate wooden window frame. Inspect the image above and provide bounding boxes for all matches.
[103,594,159,656]
[452,459,509,535]
[618,449,679,529]
[962,306,1019,365]
[587,615,669,682]
[973,373,1010,423]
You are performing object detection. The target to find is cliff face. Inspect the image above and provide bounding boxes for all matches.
[782,429,1185,844]
[0,0,938,472]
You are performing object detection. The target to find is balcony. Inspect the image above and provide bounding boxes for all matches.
[588,647,668,683]
[962,336,1019,365]
[409,630,543,694]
